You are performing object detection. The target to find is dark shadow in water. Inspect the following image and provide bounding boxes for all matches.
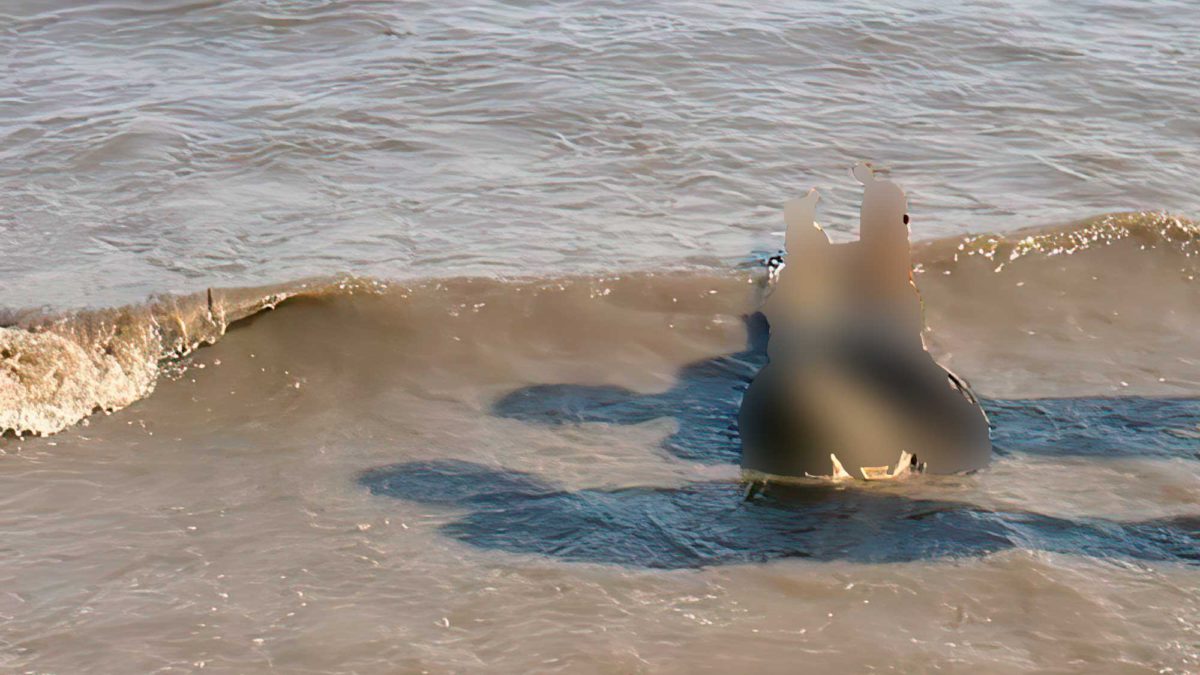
[493,313,1200,462]
[363,314,1200,568]
[493,313,769,464]
[359,460,1199,569]
[986,397,1200,460]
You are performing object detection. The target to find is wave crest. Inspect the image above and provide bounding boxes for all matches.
[0,277,386,437]
[2,211,1196,438]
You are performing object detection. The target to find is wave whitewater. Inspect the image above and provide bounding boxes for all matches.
[0,278,390,437]
[2,211,1197,439]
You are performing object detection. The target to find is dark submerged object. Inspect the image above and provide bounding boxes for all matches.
[739,165,992,481]
[738,314,992,480]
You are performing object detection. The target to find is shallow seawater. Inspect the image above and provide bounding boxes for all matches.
[2,245,1200,672]
[2,1,1200,673]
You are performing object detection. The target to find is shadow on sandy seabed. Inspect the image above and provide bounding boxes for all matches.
[493,313,1200,463]
[359,459,1199,569]
[359,314,1200,569]
[492,312,771,464]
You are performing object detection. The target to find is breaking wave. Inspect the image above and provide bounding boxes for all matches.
[2,211,1197,438]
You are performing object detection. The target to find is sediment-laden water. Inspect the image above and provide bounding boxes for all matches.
[2,1,1199,672]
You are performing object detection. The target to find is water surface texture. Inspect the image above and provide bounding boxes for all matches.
[3,0,1199,307]
[2,1,1200,673]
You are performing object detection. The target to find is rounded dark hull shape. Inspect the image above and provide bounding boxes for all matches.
[739,323,991,480]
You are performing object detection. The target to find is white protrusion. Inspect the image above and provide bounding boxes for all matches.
[830,453,853,481]
[891,450,915,478]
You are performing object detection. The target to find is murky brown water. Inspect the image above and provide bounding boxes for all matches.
[2,1,1200,673]
[4,222,1200,672]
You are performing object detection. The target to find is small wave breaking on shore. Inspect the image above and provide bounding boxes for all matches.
[2,211,1197,439]
[0,278,389,437]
